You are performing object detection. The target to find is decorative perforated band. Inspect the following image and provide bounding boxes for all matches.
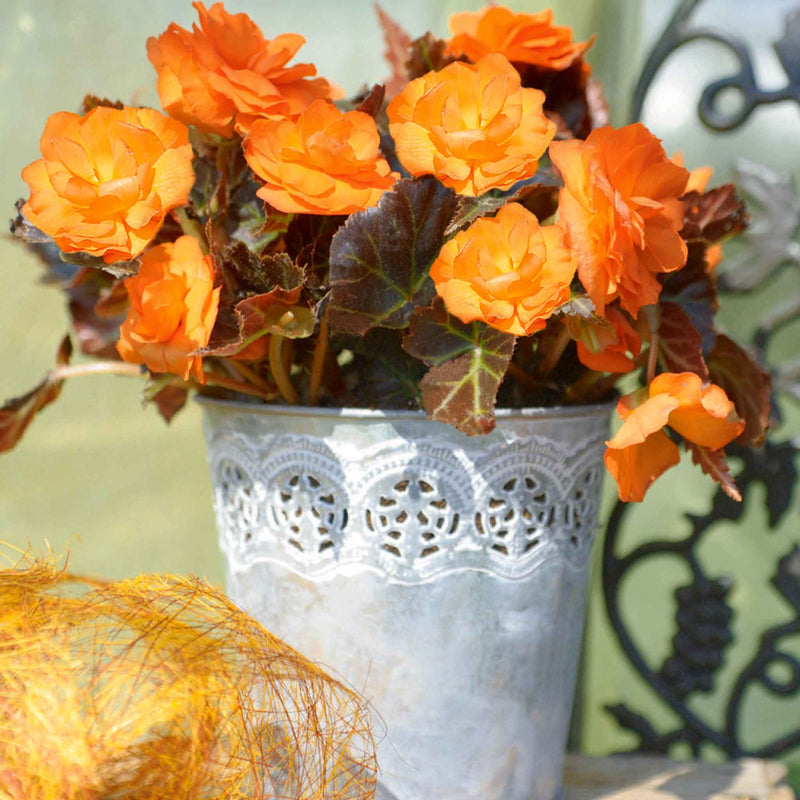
[205,414,607,584]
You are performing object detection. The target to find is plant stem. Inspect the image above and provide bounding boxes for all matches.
[505,361,540,391]
[536,323,571,379]
[50,361,144,381]
[226,360,277,396]
[268,335,299,405]
[201,371,275,402]
[308,306,330,406]
[647,329,659,385]
[173,207,208,254]
[564,371,619,405]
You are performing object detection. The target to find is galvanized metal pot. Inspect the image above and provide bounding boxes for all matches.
[200,399,613,800]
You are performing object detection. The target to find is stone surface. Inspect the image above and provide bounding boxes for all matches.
[564,754,795,799]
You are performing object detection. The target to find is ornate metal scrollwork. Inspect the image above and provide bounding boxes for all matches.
[601,134,800,759]
[631,0,800,130]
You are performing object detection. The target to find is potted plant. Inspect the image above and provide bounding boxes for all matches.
[2,3,770,799]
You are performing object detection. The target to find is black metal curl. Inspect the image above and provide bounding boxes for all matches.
[600,0,800,761]
[631,0,800,131]
[603,496,800,758]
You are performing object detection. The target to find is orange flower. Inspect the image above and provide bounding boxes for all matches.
[117,235,220,382]
[147,2,338,137]
[387,53,555,196]
[672,152,713,193]
[21,106,194,264]
[575,306,641,373]
[550,123,690,317]
[430,202,576,335]
[604,372,745,502]
[243,99,398,215]
[447,5,593,70]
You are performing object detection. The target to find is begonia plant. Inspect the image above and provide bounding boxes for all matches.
[2,2,771,503]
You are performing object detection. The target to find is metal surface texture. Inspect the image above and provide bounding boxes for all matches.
[201,399,613,800]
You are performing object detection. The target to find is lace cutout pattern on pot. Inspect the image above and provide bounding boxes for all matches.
[206,422,606,583]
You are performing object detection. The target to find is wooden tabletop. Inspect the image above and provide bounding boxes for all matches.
[564,754,796,799]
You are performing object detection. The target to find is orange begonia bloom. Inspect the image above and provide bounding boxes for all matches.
[447,5,593,70]
[672,151,713,194]
[576,305,641,373]
[117,235,220,383]
[387,53,555,197]
[21,107,194,264]
[147,2,338,137]
[550,123,690,317]
[604,372,745,502]
[430,202,576,336]
[243,99,399,215]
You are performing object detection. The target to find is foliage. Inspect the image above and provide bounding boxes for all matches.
[3,3,772,502]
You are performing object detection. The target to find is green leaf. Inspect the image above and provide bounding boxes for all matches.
[708,334,772,447]
[686,442,741,501]
[658,302,709,380]
[404,302,515,436]
[328,176,458,336]
[227,178,292,255]
[0,336,72,454]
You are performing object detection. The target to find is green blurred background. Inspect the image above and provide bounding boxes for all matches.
[1,0,799,779]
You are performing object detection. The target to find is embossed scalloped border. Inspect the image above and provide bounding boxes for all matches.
[204,408,609,584]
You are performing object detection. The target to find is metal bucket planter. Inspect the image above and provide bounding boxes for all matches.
[200,399,613,800]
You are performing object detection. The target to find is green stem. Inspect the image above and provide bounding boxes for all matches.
[268,335,299,405]
[173,207,208,254]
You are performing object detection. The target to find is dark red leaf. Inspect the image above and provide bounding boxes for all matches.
[405,33,461,80]
[660,242,718,353]
[151,384,189,423]
[375,4,412,97]
[355,84,386,118]
[404,300,516,436]
[328,176,458,336]
[517,56,593,139]
[681,185,748,243]
[686,442,742,501]
[0,337,72,454]
[445,177,559,237]
[708,334,772,446]
[82,95,124,112]
[658,302,709,380]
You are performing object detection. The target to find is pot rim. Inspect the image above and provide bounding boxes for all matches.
[195,394,618,423]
